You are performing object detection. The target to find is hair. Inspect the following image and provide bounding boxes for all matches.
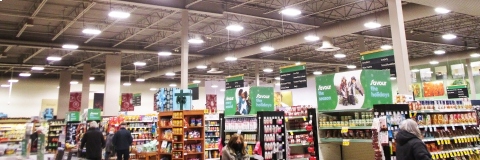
[400,119,423,139]
[227,134,247,155]
[89,121,99,128]
[120,122,127,126]
[238,89,243,96]
[36,126,44,132]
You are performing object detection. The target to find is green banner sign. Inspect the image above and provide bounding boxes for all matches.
[87,109,101,121]
[66,112,80,122]
[37,133,45,160]
[316,70,392,111]
[280,64,306,73]
[360,49,394,61]
[188,83,199,88]
[226,75,244,82]
[224,86,274,115]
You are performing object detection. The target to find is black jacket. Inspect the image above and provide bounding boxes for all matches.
[395,130,432,160]
[112,127,133,150]
[80,128,105,159]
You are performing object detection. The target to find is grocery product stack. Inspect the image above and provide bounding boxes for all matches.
[46,119,65,153]
[204,113,220,160]
[282,106,319,160]
[123,114,158,150]
[318,111,374,143]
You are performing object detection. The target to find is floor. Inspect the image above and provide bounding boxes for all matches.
[0,154,81,160]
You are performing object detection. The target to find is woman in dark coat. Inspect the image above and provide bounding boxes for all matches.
[395,119,431,160]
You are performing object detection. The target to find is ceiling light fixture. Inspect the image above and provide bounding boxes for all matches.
[434,50,446,55]
[108,11,130,19]
[304,35,320,41]
[220,89,225,92]
[19,72,31,77]
[411,69,420,72]
[226,24,244,32]
[280,8,302,16]
[263,68,273,73]
[380,44,393,50]
[89,77,95,80]
[188,38,204,44]
[313,71,322,75]
[346,65,356,69]
[133,61,146,66]
[364,21,381,29]
[31,66,44,70]
[62,44,79,49]
[47,56,62,61]
[196,65,208,69]
[165,72,175,76]
[430,60,439,65]
[1,84,10,88]
[275,83,280,86]
[158,51,172,56]
[123,82,132,86]
[471,53,480,58]
[169,84,177,87]
[261,46,274,52]
[390,77,397,80]
[225,56,237,61]
[8,79,18,83]
[334,53,346,58]
[274,77,280,80]
[82,28,101,35]
[435,7,451,14]
[70,81,79,85]
[149,88,157,91]
[295,62,301,65]
[193,80,201,84]
[136,78,145,82]
[211,85,218,88]
[442,33,457,40]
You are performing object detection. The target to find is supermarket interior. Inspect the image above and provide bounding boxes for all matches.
[1,0,480,160]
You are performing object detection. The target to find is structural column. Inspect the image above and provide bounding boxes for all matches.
[387,0,412,94]
[80,63,91,111]
[180,9,189,89]
[466,59,477,99]
[255,63,260,86]
[57,70,71,119]
[104,54,121,116]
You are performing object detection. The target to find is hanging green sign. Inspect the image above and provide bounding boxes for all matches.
[361,49,396,77]
[224,86,274,115]
[87,109,101,121]
[279,64,307,90]
[316,70,392,111]
[66,112,80,122]
[225,74,244,89]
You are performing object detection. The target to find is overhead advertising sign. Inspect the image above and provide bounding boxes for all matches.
[224,86,274,115]
[188,84,199,100]
[280,64,307,90]
[225,74,244,89]
[361,49,396,77]
[447,85,469,99]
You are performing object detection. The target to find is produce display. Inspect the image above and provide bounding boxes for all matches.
[423,81,445,97]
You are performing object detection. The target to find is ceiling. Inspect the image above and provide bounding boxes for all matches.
[0,0,477,83]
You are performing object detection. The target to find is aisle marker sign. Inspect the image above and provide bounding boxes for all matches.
[360,49,396,77]
[279,64,307,90]
[225,74,244,89]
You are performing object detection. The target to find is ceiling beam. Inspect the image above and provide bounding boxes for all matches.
[230,0,258,9]
[263,0,311,14]
[16,0,48,38]
[297,0,363,19]
[23,48,45,63]
[3,46,13,52]
[84,7,138,44]
[186,0,202,8]
[239,58,345,66]
[74,53,106,66]
[409,49,480,66]
[51,2,96,41]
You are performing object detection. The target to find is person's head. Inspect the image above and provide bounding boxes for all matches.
[243,91,248,99]
[120,122,127,128]
[238,89,243,97]
[342,77,346,83]
[400,119,422,139]
[227,134,246,154]
[89,121,99,128]
[351,77,356,83]
[108,128,115,134]
[36,127,44,133]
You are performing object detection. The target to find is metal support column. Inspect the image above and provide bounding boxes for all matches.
[181,9,189,89]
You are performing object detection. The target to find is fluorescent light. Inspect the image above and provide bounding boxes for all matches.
[136,78,145,82]
[442,33,457,40]
[193,80,201,84]
[1,84,10,88]
[275,83,280,86]
[188,38,204,44]
[390,77,397,80]
[123,82,131,86]
[313,71,322,75]
[70,81,78,85]
[158,51,172,56]
[334,53,346,58]
[31,66,44,70]
[346,65,356,69]
[169,83,177,87]
[211,85,218,88]
[280,8,302,16]
[47,56,62,61]
[411,69,420,72]
[226,24,244,32]
[261,46,274,52]
[295,62,302,65]
[470,53,480,58]
[304,35,320,41]
[150,88,157,91]
[429,60,439,65]
[220,89,225,92]
[274,77,280,80]
[133,61,146,66]
[62,44,78,49]
[19,72,31,77]
[196,65,208,69]
[434,50,446,55]
[89,77,95,80]
[82,28,101,35]
[165,72,175,76]
[225,56,237,61]
[108,11,130,19]
[364,21,381,29]
[8,79,18,83]
[435,7,450,14]
[263,68,273,73]
[380,44,392,50]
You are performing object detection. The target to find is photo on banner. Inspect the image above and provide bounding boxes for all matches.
[69,92,82,111]
[333,70,364,110]
[236,87,251,115]
[274,91,292,112]
[422,81,445,97]
[121,93,134,111]
[93,93,104,111]
[206,94,217,114]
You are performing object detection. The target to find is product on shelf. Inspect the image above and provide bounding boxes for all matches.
[205,113,220,159]
[319,112,374,127]
[408,99,473,111]
[46,119,65,152]
[279,105,315,116]
[224,117,257,131]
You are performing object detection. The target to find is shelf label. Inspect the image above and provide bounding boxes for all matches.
[341,127,349,133]
[342,139,350,146]
[285,117,289,122]
[303,116,307,121]
[470,150,474,155]
[289,131,293,135]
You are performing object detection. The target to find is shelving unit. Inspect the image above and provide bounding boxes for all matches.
[222,114,258,158]
[204,113,220,160]
[0,118,28,144]
[318,109,374,143]
[123,114,158,151]
[283,108,319,160]
[46,119,65,153]
[373,104,410,160]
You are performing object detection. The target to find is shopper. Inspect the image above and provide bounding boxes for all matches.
[30,126,44,152]
[80,121,105,160]
[221,134,249,160]
[395,119,431,160]
[113,123,133,160]
[104,128,116,160]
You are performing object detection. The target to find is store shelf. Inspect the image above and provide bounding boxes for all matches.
[412,109,475,113]
[224,115,257,118]
[290,158,308,160]
[288,143,309,147]
[320,138,372,143]
[423,135,479,142]
[49,125,65,127]
[131,132,152,135]
[206,158,220,160]
[185,126,203,128]
[285,116,308,120]
[205,130,220,132]
[0,120,29,123]
[127,127,152,129]
[319,126,371,130]
[418,123,477,128]
[288,129,308,133]
[205,148,218,151]
[158,126,172,129]
[206,136,220,138]
[319,109,371,113]
[430,147,480,158]
[124,121,155,123]
[184,138,203,141]
[224,130,256,133]
[205,125,220,127]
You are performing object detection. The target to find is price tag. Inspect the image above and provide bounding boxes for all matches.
[462,125,466,130]
[452,125,455,130]
[476,149,479,154]
[285,117,289,123]
[289,131,293,135]
[470,137,474,142]
[470,150,474,155]
[439,153,443,158]
[464,151,468,155]
[444,139,449,144]
[454,138,458,143]
[437,139,442,145]
[444,125,447,130]
[454,152,457,157]
[303,116,307,121]
[342,139,350,146]
[341,127,349,133]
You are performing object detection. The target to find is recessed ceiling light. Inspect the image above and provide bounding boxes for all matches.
[31,66,44,70]
[263,68,273,72]
[193,80,201,84]
[261,46,274,52]
[158,51,172,56]
[434,50,446,55]
[226,24,244,32]
[47,56,62,61]
[430,60,439,65]
[211,85,218,88]
[295,62,302,65]
[1,84,10,88]
[133,61,146,66]
[334,53,346,58]
[8,79,18,83]
[165,72,175,76]
[274,77,280,80]
[123,82,132,86]
[275,82,280,86]
[471,53,480,58]
[19,72,31,77]
[188,38,204,44]
[82,28,101,35]
[411,69,420,72]
[313,71,322,75]
[442,33,457,40]
[280,8,302,16]
[380,44,392,50]
[220,89,225,92]
[364,21,381,29]
[346,65,356,69]
[196,65,208,69]
[435,7,451,14]
[390,77,397,80]
[169,83,177,87]
[62,44,79,49]
[225,56,237,61]
[304,35,320,41]
[136,78,145,82]
[150,88,157,91]
[70,81,79,85]
[89,77,95,80]
[108,11,130,19]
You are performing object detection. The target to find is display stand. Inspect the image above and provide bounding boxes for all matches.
[284,108,319,160]
[123,114,158,151]
[46,119,65,153]
[373,104,410,160]
[204,113,220,160]
[158,110,205,160]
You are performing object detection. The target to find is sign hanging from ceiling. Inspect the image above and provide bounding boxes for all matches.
[360,49,396,77]
[225,74,244,89]
[280,64,307,90]
[447,85,469,99]
[188,84,199,100]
